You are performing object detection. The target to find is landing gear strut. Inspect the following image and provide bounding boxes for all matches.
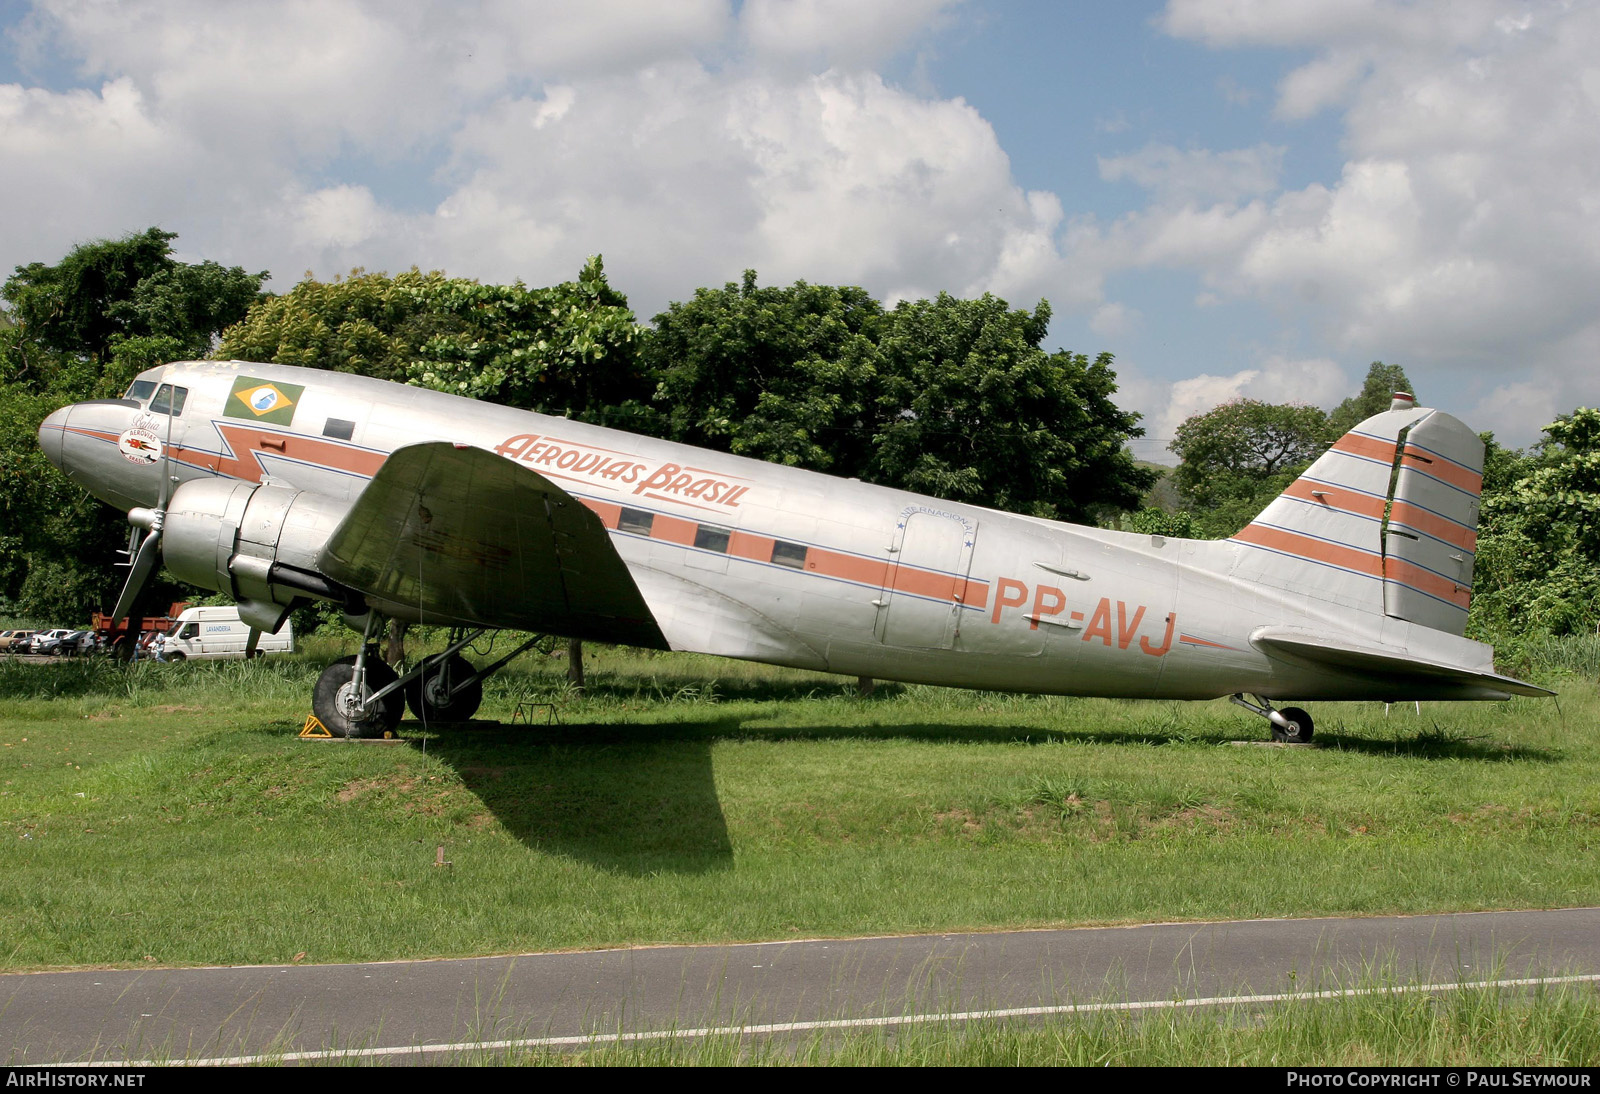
[1231,693,1315,743]
[310,620,552,736]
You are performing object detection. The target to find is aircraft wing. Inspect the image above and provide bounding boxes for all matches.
[1250,627,1553,699]
[318,442,669,647]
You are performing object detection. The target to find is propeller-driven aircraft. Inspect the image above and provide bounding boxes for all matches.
[38,361,1549,739]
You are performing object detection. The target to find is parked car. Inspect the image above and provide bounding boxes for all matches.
[0,630,36,652]
[31,629,74,654]
[55,630,99,656]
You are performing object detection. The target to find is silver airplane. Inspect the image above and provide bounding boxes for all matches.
[38,361,1549,738]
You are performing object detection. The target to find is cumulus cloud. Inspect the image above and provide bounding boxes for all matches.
[1137,356,1349,453]
[1,0,1082,324]
[1099,143,1284,206]
[1068,0,1600,444]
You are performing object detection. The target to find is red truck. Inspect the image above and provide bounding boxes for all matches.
[91,601,190,660]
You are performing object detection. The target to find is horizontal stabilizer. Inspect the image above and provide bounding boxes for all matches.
[1250,627,1553,699]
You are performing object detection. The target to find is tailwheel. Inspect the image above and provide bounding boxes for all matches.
[1271,706,1314,744]
[1231,693,1315,744]
[314,655,405,739]
[405,653,483,723]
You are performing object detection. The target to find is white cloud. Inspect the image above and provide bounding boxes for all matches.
[1069,0,1600,444]
[1099,143,1284,206]
[1,1,1078,325]
[738,0,959,69]
[1142,356,1348,447]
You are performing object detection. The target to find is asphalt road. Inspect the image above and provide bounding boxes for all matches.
[3,907,1599,1064]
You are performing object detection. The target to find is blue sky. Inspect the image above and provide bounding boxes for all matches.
[3,1,1596,457]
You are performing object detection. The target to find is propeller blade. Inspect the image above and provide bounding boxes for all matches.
[245,628,262,660]
[110,524,162,622]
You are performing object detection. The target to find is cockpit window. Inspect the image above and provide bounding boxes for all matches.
[124,380,158,403]
[150,384,188,417]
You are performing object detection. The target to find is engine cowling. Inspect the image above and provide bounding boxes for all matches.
[161,478,359,632]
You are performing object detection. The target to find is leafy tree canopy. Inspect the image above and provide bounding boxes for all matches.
[645,271,885,473]
[1327,361,1417,436]
[869,294,1154,522]
[219,258,651,425]
[643,273,1154,522]
[1168,399,1330,514]
[4,227,265,376]
[0,229,266,620]
[1471,413,1600,641]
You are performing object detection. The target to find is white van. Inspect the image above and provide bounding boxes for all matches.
[162,606,294,661]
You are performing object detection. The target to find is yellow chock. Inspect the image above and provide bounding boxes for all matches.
[299,714,332,738]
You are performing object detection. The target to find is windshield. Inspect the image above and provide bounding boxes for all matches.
[124,380,158,403]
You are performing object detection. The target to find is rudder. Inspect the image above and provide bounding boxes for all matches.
[1227,400,1483,636]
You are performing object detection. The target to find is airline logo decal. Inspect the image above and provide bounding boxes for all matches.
[226,377,304,425]
[495,432,751,510]
[116,426,162,464]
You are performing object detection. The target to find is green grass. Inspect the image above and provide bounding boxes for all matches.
[3,641,1600,972]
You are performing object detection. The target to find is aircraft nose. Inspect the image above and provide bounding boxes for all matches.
[38,405,70,471]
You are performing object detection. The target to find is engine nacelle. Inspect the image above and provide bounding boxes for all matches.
[161,478,359,632]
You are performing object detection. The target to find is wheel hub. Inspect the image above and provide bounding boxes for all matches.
[335,681,375,722]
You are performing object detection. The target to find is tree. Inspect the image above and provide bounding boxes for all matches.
[219,258,652,427]
[1470,413,1600,640]
[644,270,884,473]
[869,295,1154,522]
[1327,361,1417,436]
[0,230,268,619]
[1168,400,1330,532]
[643,274,1153,522]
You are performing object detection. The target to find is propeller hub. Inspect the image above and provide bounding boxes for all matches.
[129,507,162,531]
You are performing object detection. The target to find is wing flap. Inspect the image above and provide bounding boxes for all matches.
[319,442,668,647]
[1251,626,1552,699]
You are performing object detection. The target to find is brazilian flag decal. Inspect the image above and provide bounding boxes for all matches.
[226,376,305,426]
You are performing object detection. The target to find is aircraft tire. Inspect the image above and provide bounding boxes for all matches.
[1272,706,1314,744]
[405,654,483,723]
[314,655,404,739]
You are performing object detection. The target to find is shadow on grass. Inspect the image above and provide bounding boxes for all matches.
[489,668,908,705]
[1315,729,1557,763]
[412,721,742,877]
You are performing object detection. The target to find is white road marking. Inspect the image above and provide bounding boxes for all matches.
[98,971,1600,1067]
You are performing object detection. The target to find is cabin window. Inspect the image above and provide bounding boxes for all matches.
[150,384,188,417]
[618,508,655,535]
[771,541,808,569]
[694,525,731,553]
[323,418,356,440]
[124,380,158,403]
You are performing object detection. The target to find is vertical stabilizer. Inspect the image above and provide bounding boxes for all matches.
[1228,402,1483,636]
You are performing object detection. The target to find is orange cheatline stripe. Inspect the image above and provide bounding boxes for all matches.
[650,512,699,547]
[1385,556,1470,610]
[1233,523,1384,577]
[1387,500,1476,552]
[1401,444,1482,495]
[887,564,962,601]
[578,495,991,606]
[584,499,621,529]
[1281,478,1387,520]
[808,550,890,588]
[728,530,775,563]
[1332,432,1399,464]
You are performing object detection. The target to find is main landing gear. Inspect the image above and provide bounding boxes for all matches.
[1230,693,1315,744]
[310,620,549,738]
